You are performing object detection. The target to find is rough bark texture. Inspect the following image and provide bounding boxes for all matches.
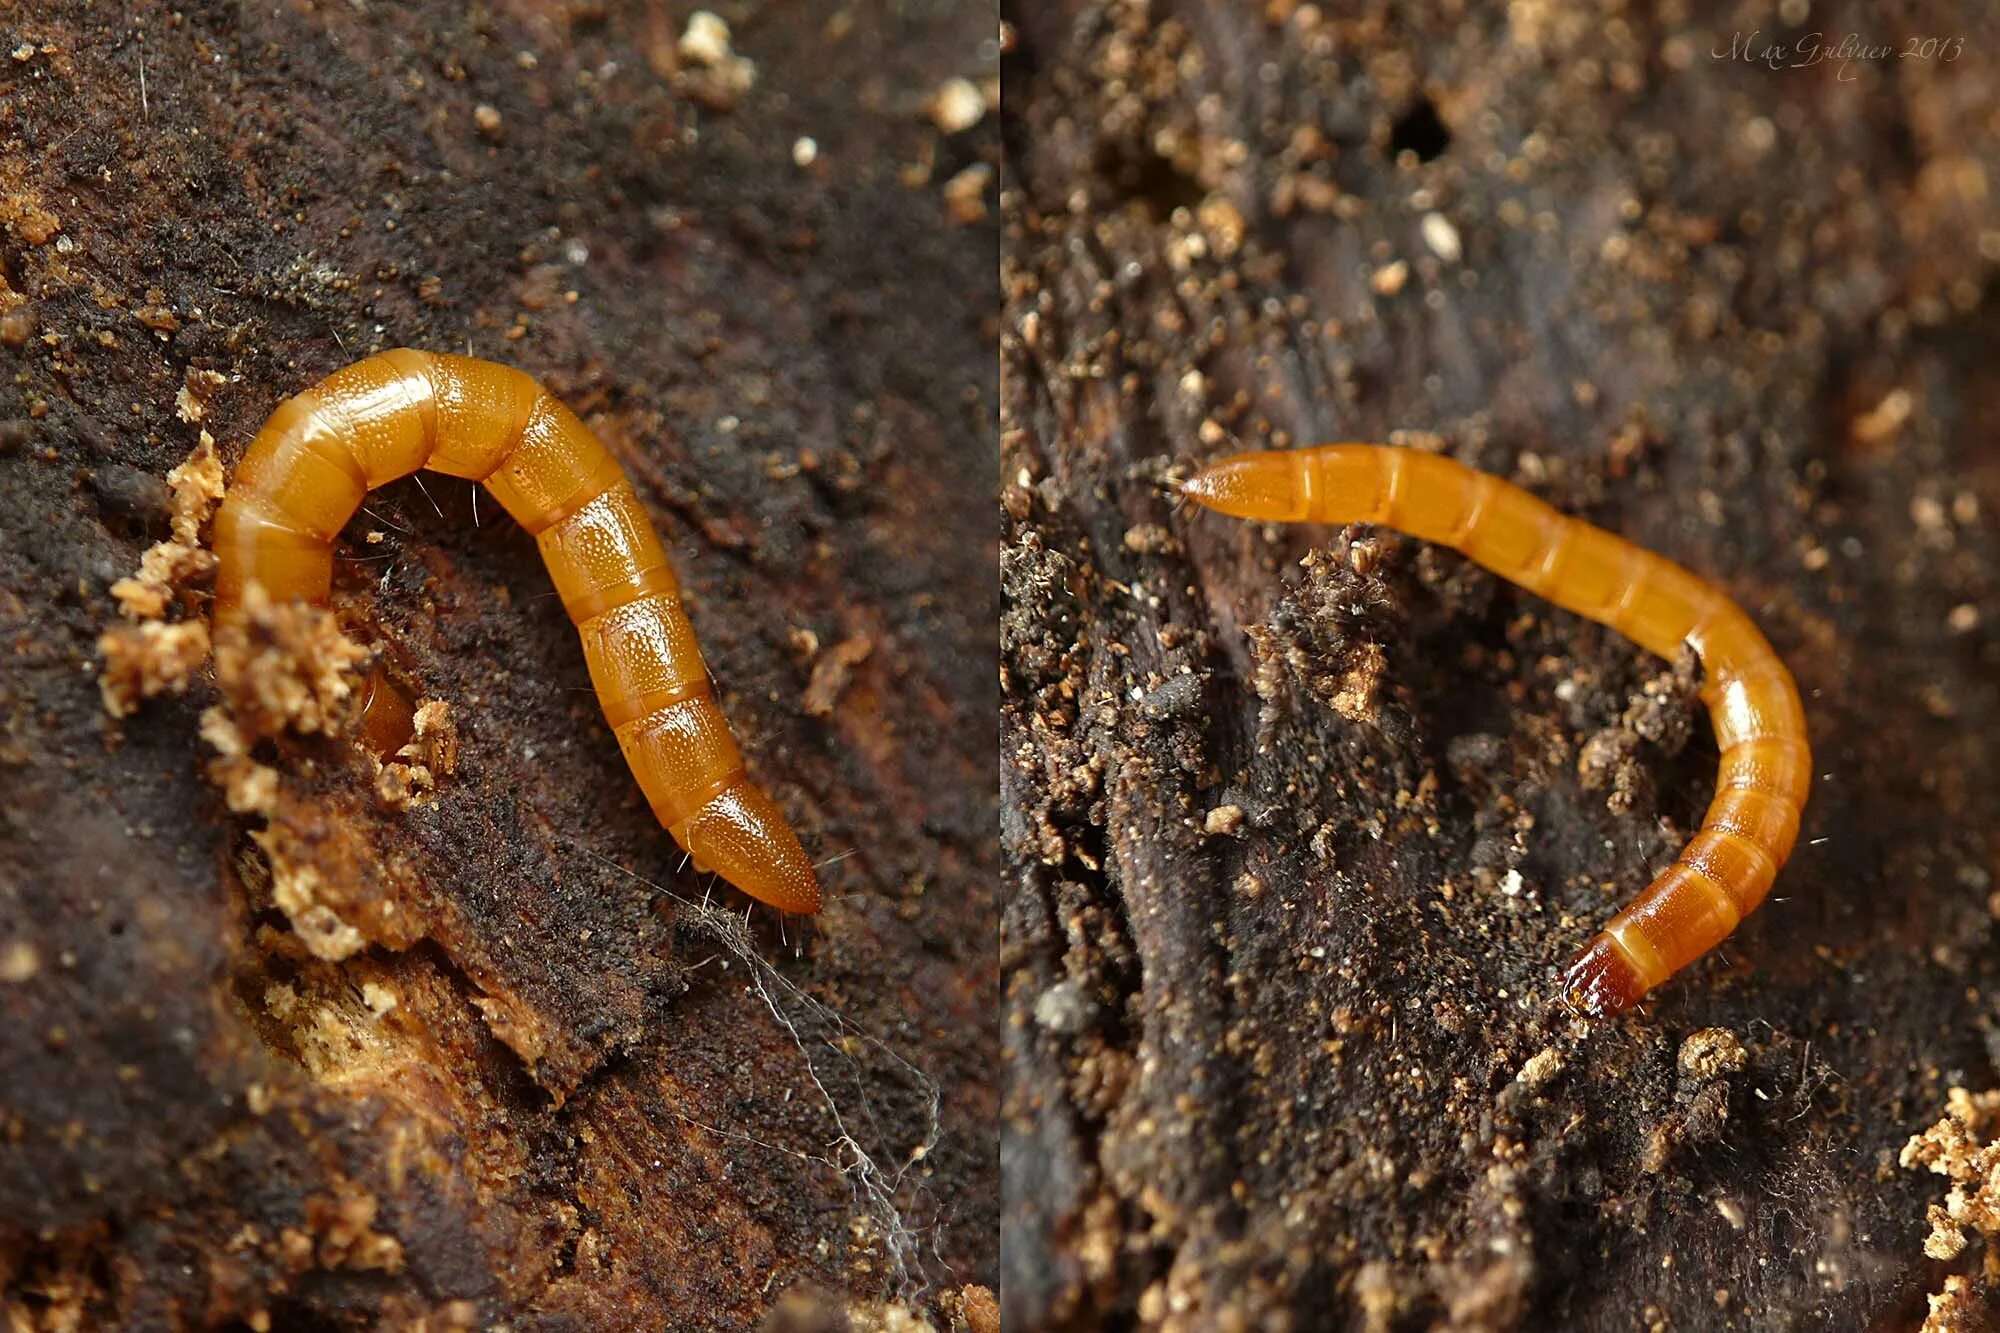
[1001,2,2000,1329]
[1,3,996,1329]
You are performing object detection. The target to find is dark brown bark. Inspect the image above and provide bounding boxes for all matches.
[1001,1,2000,1328]
[1,3,996,1328]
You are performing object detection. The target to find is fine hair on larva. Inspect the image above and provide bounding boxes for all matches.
[1182,441,1810,1015]
[210,349,822,916]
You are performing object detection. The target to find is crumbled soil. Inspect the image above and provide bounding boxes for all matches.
[1000,2,2000,1328]
[0,3,996,1328]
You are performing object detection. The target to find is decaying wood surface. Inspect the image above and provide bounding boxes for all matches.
[1001,1,2000,1328]
[1,3,997,1328]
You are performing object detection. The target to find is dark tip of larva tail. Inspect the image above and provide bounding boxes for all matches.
[1559,935,1649,1018]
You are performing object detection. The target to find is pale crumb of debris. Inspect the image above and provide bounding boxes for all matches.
[929,76,986,134]
[1902,1087,2000,1269]
[0,940,40,984]
[1515,1047,1564,1089]
[1948,604,1980,633]
[167,431,224,544]
[254,826,367,961]
[1852,387,1914,445]
[361,982,398,1015]
[377,700,456,811]
[17,202,60,247]
[212,584,369,742]
[1329,639,1386,722]
[134,292,179,335]
[433,1301,479,1332]
[684,55,755,109]
[1123,524,1171,554]
[1371,259,1409,295]
[1678,1027,1748,1079]
[473,103,502,136]
[176,368,227,423]
[1499,868,1525,897]
[110,539,216,620]
[803,636,874,718]
[217,757,279,816]
[676,11,755,108]
[1421,211,1463,263]
[402,700,458,775]
[792,136,819,168]
[1352,1260,1403,1333]
[105,433,223,623]
[318,1180,405,1273]
[263,984,300,1020]
[848,1302,941,1333]
[245,1082,275,1115]
[679,11,733,65]
[375,762,425,811]
[1032,980,1090,1034]
[954,1284,999,1333]
[1921,1274,1979,1333]
[10,43,33,61]
[98,620,211,718]
[198,705,248,759]
[942,162,993,223]
[1196,195,1245,259]
[1714,1197,1748,1230]
[1202,804,1245,836]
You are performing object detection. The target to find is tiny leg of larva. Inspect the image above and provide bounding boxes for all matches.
[1183,443,1809,1014]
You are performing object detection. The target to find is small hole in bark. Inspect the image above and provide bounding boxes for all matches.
[1389,96,1451,162]
[1095,144,1207,219]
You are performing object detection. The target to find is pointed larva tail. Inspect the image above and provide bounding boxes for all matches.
[676,782,823,915]
[1179,453,1300,521]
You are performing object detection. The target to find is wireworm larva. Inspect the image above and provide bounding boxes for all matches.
[1183,443,1810,1014]
[211,350,823,915]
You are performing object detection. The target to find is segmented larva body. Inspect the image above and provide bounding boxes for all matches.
[1183,444,1809,1014]
[211,350,822,915]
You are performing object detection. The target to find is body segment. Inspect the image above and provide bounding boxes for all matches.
[212,350,822,915]
[1184,444,1809,1013]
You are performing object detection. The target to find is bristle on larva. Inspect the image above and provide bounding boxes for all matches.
[210,350,822,915]
[1183,443,1809,1015]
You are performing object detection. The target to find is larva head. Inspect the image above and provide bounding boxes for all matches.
[679,781,823,915]
[1179,451,1307,522]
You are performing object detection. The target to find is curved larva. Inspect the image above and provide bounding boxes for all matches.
[210,349,823,915]
[1183,443,1810,1014]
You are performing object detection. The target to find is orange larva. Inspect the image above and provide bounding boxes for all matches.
[210,349,823,915]
[1183,443,1810,1014]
